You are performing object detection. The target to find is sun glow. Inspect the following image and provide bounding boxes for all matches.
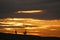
[4,28,12,30]
[14,23,23,26]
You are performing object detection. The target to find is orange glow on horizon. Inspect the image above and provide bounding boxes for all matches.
[0,18,60,27]
[0,18,60,37]
[4,28,12,30]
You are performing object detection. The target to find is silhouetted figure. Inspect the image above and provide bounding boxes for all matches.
[15,30,17,34]
[23,30,27,35]
[14,30,18,40]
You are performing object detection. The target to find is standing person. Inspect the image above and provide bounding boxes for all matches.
[15,30,17,34]
[23,29,27,35]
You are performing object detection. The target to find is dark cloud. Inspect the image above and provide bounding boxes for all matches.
[0,0,60,19]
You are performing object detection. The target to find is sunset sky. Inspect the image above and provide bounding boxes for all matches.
[0,18,60,37]
[0,0,60,37]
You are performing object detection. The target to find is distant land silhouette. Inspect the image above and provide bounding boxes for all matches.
[0,32,60,40]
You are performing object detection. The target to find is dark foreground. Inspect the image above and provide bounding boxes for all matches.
[0,33,60,40]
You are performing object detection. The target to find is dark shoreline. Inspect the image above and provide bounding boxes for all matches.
[0,32,60,40]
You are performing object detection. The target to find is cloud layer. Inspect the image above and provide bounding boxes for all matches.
[0,0,60,19]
